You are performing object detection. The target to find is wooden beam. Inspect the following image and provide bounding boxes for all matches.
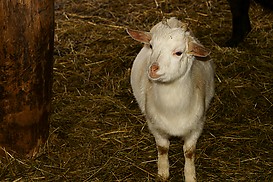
[0,0,54,158]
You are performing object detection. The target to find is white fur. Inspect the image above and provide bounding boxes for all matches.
[128,17,215,181]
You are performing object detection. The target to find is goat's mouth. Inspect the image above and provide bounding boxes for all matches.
[148,63,165,80]
[148,70,165,81]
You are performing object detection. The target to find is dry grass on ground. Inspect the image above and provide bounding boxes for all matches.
[1,0,273,181]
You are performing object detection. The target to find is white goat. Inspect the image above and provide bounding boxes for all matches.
[127,17,215,181]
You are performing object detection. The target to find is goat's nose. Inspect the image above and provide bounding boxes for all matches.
[149,63,160,79]
[151,63,159,72]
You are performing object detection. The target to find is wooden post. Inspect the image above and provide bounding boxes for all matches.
[0,0,54,157]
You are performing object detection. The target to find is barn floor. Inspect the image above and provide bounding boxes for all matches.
[1,0,273,181]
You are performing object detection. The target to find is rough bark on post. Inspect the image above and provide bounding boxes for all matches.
[0,0,54,157]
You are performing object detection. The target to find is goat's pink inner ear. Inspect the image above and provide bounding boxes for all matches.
[126,29,151,44]
[188,41,210,58]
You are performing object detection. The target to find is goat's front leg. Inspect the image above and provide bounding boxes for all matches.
[183,135,199,182]
[153,131,170,181]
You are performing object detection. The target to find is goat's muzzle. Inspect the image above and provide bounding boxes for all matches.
[149,63,160,79]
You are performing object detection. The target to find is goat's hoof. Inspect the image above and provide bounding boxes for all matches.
[155,176,168,182]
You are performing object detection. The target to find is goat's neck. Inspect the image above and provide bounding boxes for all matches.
[151,72,195,110]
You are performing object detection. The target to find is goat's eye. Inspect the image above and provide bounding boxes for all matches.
[175,51,183,56]
[149,44,153,49]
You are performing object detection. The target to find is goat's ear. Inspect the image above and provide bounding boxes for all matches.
[188,41,210,58]
[126,29,151,44]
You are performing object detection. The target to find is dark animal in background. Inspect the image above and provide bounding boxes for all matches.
[226,0,273,47]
